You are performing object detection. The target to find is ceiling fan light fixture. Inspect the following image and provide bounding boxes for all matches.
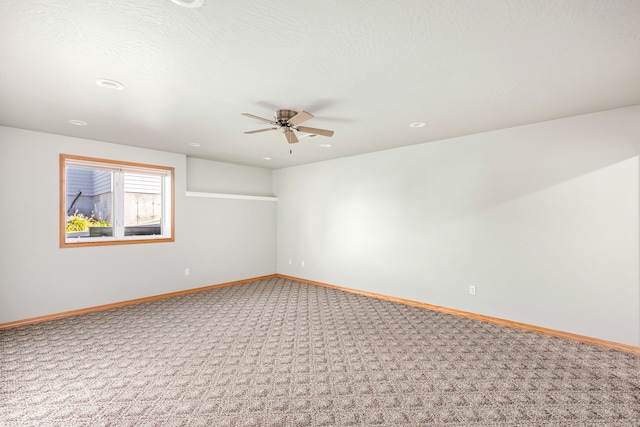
[96,79,124,90]
[170,0,204,7]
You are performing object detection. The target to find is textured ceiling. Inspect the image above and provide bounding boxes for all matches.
[1,0,640,169]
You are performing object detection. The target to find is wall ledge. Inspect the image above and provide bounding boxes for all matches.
[185,191,277,201]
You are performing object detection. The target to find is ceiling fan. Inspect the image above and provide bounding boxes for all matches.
[242,109,334,144]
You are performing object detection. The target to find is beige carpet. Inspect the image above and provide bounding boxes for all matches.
[1,277,639,426]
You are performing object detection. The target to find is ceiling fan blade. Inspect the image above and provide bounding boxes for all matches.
[296,126,334,137]
[244,128,277,134]
[288,111,313,126]
[241,113,275,124]
[284,129,298,144]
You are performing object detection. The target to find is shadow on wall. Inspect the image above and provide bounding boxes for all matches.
[274,107,640,346]
[330,111,640,226]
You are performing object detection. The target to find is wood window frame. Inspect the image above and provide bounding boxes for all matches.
[60,154,175,248]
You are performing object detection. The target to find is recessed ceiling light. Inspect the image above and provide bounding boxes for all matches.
[170,0,204,7]
[96,79,124,90]
[409,122,426,128]
[319,143,332,148]
[68,120,88,126]
[188,142,201,147]
[262,157,273,160]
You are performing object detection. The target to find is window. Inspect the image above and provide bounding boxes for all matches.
[60,154,174,247]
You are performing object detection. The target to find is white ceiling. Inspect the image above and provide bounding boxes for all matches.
[1,0,640,169]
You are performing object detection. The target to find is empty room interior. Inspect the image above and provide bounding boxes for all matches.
[1,0,639,425]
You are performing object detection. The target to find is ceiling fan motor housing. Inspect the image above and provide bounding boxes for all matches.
[275,109,297,125]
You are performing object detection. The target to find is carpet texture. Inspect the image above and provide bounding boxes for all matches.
[1,277,639,426]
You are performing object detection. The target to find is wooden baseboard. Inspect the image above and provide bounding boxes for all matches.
[3,273,638,355]
[278,274,640,356]
[0,274,277,330]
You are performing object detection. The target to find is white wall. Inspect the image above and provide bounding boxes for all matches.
[3,105,639,347]
[0,127,276,323]
[274,105,640,347]
[187,157,273,196]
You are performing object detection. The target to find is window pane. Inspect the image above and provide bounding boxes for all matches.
[61,154,174,247]
[65,166,113,239]
[124,173,163,237]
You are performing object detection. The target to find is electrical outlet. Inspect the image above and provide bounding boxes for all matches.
[185,268,190,276]
[469,285,476,295]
